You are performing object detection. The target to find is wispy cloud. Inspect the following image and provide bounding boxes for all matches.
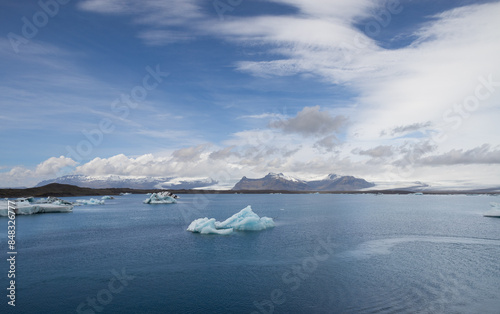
[136,129,192,140]
[79,0,204,45]
[237,113,287,120]
[417,144,500,166]
[389,121,432,136]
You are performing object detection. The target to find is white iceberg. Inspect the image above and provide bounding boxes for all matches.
[187,206,275,235]
[119,192,131,196]
[35,196,73,206]
[187,218,233,235]
[75,198,105,205]
[101,195,114,200]
[143,192,177,204]
[484,202,500,218]
[0,198,73,216]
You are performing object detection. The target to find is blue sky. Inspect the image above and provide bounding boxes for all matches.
[1,0,500,188]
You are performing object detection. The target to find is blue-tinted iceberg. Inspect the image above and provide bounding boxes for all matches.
[187,206,275,235]
[215,206,275,231]
[101,195,114,200]
[143,192,177,204]
[75,198,105,205]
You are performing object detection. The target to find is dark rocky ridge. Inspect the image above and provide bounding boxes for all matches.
[0,183,155,198]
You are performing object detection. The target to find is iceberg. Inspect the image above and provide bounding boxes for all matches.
[187,218,233,235]
[143,192,177,204]
[187,206,275,235]
[484,202,500,218]
[119,192,132,196]
[101,195,114,200]
[75,198,105,205]
[35,196,73,206]
[0,197,73,216]
[215,206,275,231]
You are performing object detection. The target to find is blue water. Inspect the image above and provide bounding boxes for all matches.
[1,194,500,313]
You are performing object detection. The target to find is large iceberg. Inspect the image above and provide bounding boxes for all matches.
[0,197,73,216]
[187,206,275,235]
[75,198,105,205]
[143,192,177,204]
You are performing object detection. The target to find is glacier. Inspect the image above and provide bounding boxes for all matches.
[187,206,275,235]
[143,192,177,204]
[75,198,105,205]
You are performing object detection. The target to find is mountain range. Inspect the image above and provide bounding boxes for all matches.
[35,173,375,191]
[232,173,375,191]
[36,175,218,190]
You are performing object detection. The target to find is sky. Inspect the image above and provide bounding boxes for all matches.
[1,0,500,189]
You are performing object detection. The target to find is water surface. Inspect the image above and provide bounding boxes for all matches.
[1,194,499,313]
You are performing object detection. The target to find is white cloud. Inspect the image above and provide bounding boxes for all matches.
[207,1,500,147]
[0,156,76,188]
[171,144,210,162]
[35,156,78,176]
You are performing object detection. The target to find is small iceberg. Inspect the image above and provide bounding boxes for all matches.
[75,198,105,206]
[187,206,275,235]
[119,192,131,196]
[484,202,500,218]
[143,192,177,204]
[101,195,114,200]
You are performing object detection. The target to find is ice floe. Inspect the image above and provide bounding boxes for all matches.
[187,205,275,235]
[143,192,177,204]
[484,202,500,218]
[75,198,105,205]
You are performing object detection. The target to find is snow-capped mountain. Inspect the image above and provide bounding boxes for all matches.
[232,173,375,191]
[307,174,376,191]
[36,175,218,190]
[232,173,309,191]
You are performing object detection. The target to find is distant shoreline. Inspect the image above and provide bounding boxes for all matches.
[0,183,499,198]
